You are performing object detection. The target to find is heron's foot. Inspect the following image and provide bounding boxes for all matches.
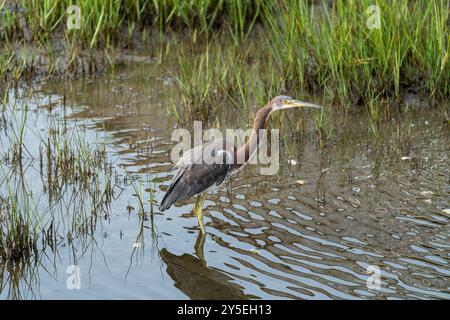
[193,193,207,234]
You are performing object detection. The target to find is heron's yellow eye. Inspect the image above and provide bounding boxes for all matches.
[282,99,287,104]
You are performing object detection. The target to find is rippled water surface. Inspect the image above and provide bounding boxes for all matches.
[0,57,449,299]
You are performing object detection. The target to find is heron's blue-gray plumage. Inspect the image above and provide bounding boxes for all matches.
[159,139,234,211]
[159,95,322,213]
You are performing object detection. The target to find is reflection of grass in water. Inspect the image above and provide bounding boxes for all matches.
[126,174,161,279]
[0,97,116,292]
[148,177,157,215]
[130,175,145,217]
[365,90,384,139]
[129,173,158,216]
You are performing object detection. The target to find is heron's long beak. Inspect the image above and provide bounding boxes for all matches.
[286,99,322,109]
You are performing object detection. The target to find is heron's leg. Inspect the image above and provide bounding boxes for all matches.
[194,231,206,264]
[193,192,206,234]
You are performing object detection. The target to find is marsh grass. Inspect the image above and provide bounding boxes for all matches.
[262,0,450,106]
[130,175,146,218]
[0,94,116,266]
[166,31,288,123]
[147,176,158,215]
[314,106,334,150]
[1,1,448,110]
[163,0,449,126]
[170,40,215,121]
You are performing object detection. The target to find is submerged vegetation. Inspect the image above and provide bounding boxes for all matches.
[0,94,114,266]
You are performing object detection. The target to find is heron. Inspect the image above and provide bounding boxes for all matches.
[159,95,321,233]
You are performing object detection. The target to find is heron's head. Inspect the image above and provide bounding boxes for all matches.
[269,95,322,113]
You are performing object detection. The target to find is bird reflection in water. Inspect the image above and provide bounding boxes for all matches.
[160,232,258,299]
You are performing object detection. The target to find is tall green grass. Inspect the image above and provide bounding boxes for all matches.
[263,0,450,105]
[16,0,266,47]
[166,0,449,116]
[0,0,449,107]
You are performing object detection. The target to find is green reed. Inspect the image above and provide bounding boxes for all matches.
[0,95,116,264]
[0,1,449,109]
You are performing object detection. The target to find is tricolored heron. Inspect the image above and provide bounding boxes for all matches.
[160,95,321,233]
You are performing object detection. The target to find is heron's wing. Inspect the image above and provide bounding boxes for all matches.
[171,144,204,185]
[160,139,234,211]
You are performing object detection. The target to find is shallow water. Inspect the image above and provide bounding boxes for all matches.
[0,56,449,299]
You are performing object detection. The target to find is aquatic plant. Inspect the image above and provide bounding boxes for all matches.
[0,1,447,107]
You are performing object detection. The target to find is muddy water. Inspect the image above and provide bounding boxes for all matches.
[0,57,449,299]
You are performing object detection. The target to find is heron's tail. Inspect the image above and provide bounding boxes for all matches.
[159,192,173,212]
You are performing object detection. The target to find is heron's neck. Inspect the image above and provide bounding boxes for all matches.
[235,105,272,166]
